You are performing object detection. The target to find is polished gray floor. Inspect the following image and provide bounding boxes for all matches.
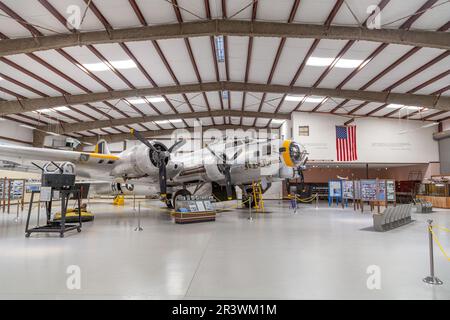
[0,200,449,300]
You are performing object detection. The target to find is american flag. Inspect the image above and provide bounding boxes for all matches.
[336,126,357,161]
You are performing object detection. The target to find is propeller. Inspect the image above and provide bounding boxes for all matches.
[206,145,242,200]
[131,129,185,198]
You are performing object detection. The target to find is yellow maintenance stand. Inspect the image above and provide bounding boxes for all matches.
[251,180,265,212]
[113,195,125,206]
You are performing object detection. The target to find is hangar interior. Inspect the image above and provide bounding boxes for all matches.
[0,0,449,300]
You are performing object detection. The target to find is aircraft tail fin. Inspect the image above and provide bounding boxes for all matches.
[94,140,111,155]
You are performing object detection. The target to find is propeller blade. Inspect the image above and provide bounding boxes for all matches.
[231,148,243,161]
[130,129,158,153]
[223,166,233,200]
[159,161,167,198]
[302,156,308,167]
[206,145,223,162]
[168,139,186,153]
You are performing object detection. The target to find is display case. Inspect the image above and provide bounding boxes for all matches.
[418,183,450,197]
[416,182,450,208]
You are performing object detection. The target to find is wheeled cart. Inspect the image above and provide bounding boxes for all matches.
[25,189,82,238]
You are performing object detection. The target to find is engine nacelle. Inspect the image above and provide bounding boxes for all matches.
[279,166,296,179]
[111,144,158,179]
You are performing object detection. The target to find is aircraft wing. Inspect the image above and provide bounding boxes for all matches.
[0,144,84,163]
[0,144,120,164]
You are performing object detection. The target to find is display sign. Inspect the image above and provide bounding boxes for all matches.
[377,180,386,201]
[354,180,361,200]
[343,181,354,199]
[188,201,198,212]
[196,201,206,212]
[386,180,396,201]
[329,180,342,197]
[40,187,52,202]
[204,200,214,211]
[360,180,377,201]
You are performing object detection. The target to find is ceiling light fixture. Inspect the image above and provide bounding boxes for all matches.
[421,122,439,128]
[385,104,423,111]
[54,106,70,112]
[127,97,165,104]
[35,108,53,113]
[155,119,182,125]
[83,59,137,71]
[386,104,404,109]
[306,57,363,68]
[285,95,326,103]
[34,106,71,113]
[146,96,165,103]
[20,124,35,130]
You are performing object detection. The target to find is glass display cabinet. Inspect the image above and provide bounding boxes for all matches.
[416,182,450,208]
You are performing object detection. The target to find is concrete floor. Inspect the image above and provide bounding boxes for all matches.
[0,200,449,300]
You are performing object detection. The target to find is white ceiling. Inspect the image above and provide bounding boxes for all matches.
[0,0,448,138]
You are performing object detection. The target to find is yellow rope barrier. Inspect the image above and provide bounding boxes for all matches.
[435,224,450,233]
[429,225,450,262]
[292,194,318,203]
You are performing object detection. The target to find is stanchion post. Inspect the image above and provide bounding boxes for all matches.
[248,195,253,221]
[315,193,319,210]
[133,194,136,211]
[135,202,143,231]
[423,219,443,285]
[14,199,20,223]
[36,200,41,227]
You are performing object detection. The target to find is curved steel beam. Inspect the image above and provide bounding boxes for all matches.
[1,81,448,116]
[0,19,448,57]
[39,110,288,134]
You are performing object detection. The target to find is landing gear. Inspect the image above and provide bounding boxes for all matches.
[172,189,192,209]
[164,198,174,209]
[242,190,255,208]
[162,193,173,209]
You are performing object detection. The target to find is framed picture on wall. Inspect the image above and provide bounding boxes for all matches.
[299,126,309,136]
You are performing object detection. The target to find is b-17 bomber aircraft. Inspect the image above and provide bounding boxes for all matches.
[0,130,308,208]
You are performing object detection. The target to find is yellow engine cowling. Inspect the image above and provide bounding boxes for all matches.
[280,140,306,168]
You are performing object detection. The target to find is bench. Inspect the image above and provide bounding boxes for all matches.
[414,199,432,213]
[373,204,413,232]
